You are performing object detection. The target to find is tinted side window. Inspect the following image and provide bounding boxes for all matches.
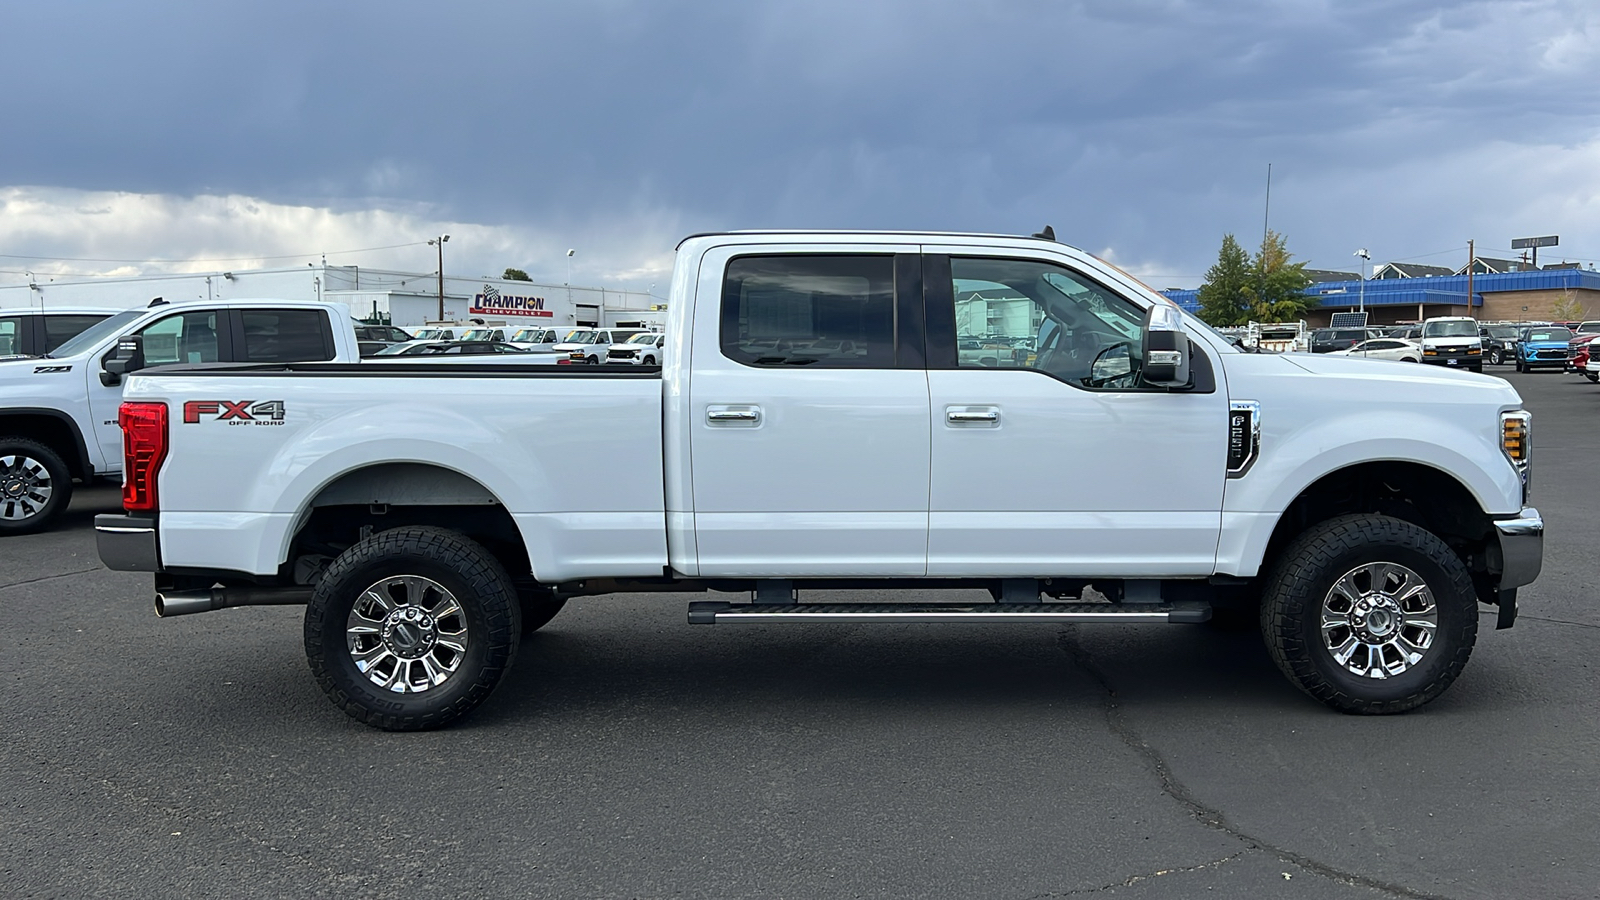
[0,316,22,355]
[42,315,109,352]
[138,311,222,366]
[239,310,334,362]
[721,255,895,368]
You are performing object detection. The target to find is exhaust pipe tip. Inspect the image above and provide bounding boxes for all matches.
[155,590,219,617]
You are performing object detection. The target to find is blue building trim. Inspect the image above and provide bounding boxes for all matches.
[1163,266,1598,313]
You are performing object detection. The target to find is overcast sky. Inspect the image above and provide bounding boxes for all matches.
[2,0,1597,292]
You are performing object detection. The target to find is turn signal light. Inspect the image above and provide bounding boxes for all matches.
[119,401,169,511]
[1501,412,1530,464]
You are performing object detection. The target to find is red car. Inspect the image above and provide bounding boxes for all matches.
[1568,333,1600,382]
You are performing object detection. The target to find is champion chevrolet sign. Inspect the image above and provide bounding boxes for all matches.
[470,284,553,317]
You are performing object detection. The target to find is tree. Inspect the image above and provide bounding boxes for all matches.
[1549,290,1587,323]
[1196,234,1253,326]
[1245,230,1315,322]
[502,268,532,281]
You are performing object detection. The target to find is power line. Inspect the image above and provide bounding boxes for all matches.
[0,240,432,265]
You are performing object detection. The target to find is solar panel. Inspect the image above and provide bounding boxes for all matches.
[1329,312,1368,328]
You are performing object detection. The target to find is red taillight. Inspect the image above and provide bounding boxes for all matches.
[119,402,168,511]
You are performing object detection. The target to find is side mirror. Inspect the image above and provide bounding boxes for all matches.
[102,334,146,384]
[1141,304,1190,387]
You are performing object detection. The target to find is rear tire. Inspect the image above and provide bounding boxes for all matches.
[1260,514,1477,715]
[0,438,73,536]
[304,526,521,730]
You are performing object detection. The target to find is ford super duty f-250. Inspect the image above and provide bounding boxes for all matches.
[96,230,1543,730]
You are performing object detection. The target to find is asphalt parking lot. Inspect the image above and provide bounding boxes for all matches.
[4,367,1597,900]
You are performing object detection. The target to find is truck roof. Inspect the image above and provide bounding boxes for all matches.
[675,229,1063,250]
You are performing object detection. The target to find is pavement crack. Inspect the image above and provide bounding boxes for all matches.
[0,565,104,592]
[1516,614,1600,630]
[1022,850,1248,897]
[1056,625,1458,900]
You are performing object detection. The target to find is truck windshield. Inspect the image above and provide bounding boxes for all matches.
[562,331,598,344]
[1422,321,1478,338]
[48,309,144,358]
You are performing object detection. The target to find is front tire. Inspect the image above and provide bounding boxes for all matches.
[304,526,521,730]
[0,438,73,535]
[1489,348,1503,365]
[1260,514,1477,715]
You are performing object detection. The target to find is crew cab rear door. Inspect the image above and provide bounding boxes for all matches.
[920,248,1227,577]
[688,244,931,576]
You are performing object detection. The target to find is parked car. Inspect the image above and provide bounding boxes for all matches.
[458,328,507,342]
[1309,328,1367,353]
[371,340,531,356]
[98,228,1541,731]
[1419,317,1484,372]
[1327,338,1421,363]
[352,323,414,344]
[1565,333,1600,381]
[507,327,564,350]
[552,327,649,364]
[1513,325,1574,372]
[1480,325,1520,365]
[357,340,398,358]
[1385,325,1422,341]
[1,298,360,533]
[605,332,666,365]
[0,307,118,358]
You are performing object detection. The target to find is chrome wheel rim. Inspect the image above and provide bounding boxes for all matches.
[1321,562,1437,679]
[346,575,470,693]
[0,454,53,522]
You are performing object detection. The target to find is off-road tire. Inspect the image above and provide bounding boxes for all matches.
[304,526,521,730]
[0,437,73,535]
[1260,514,1477,715]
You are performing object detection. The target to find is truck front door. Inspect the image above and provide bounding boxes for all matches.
[687,247,931,577]
[921,251,1227,577]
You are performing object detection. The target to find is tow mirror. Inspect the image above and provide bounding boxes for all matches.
[101,335,146,386]
[1141,304,1190,388]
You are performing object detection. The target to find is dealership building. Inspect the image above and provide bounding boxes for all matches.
[1164,261,1600,326]
[0,264,662,330]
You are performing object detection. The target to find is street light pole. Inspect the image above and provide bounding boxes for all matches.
[1354,248,1370,318]
[429,235,451,320]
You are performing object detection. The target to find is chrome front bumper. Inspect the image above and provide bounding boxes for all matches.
[1493,507,1543,590]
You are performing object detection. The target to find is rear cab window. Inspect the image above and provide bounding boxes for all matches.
[720,255,896,368]
[237,309,336,362]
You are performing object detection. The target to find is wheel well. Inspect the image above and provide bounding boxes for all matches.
[286,463,529,584]
[0,413,90,480]
[1262,462,1493,579]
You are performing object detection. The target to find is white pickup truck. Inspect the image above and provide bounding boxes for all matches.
[1,298,360,533]
[96,231,1542,731]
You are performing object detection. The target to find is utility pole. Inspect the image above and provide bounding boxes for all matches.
[429,235,450,320]
[1467,239,1475,320]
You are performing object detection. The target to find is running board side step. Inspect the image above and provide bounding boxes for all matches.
[687,601,1211,625]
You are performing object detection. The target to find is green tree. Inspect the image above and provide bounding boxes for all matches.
[1196,234,1253,326]
[502,267,532,281]
[1245,230,1315,321]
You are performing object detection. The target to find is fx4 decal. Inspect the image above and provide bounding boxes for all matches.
[183,400,287,425]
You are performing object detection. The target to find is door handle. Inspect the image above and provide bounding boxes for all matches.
[946,406,1000,426]
[706,405,762,426]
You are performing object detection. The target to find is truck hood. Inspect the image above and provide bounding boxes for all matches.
[1420,336,1480,347]
[1279,352,1516,399]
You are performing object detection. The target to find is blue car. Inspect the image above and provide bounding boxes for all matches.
[1514,325,1574,372]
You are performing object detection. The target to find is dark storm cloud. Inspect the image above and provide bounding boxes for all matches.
[3,1,1597,283]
